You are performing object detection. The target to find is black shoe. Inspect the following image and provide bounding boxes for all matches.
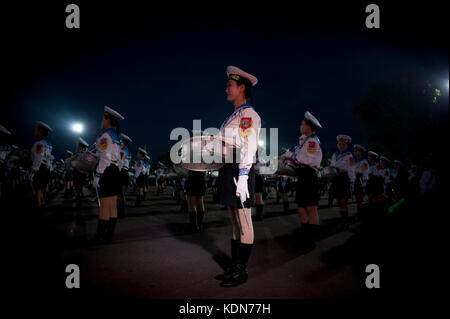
[179,200,188,213]
[220,243,253,287]
[283,201,290,213]
[185,211,198,233]
[215,239,240,281]
[196,211,204,232]
[118,201,126,218]
[105,218,117,244]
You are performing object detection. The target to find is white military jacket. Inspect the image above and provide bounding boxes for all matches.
[95,128,121,177]
[31,138,53,172]
[354,157,369,186]
[330,151,356,183]
[218,104,261,175]
[291,133,322,169]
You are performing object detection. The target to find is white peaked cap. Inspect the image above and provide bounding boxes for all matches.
[336,134,352,143]
[353,144,366,152]
[104,106,125,120]
[226,65,258,86]
[304,111,322,128]
[78,137,89,147]
[36,121,53,132]
[120,133,132,143]
[0,125,12,135]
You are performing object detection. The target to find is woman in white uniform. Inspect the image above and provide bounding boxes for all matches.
[92,106,124,244]
[215,66,261,287]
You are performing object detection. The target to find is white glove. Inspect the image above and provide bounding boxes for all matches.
[236,175,249,203]
[284,150,293,158]
[93,176,100,189]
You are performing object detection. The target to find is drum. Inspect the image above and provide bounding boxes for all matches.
[173,164,189,178]
[8,147,31,167]
[179,135,235,172]
[318,166,337,183]
[71,150,98,174]
[267,153,298,177]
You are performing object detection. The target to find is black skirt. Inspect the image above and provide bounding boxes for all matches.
[98,164,120,198]
[218,163,255,208]
[65,170,73,182]
[136,173,146,188]
[186,171,206,196]
[295,166,319,207]
[120,168,129,187]
[32,164,50,190]
[73,169,86,191]
[329,172,351,200]
[255,173,264,193]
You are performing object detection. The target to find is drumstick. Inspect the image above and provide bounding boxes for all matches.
[93,172,100,207]
[233,177,251,229]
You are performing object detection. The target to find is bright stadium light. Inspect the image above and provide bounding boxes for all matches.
[258,140,265,147]
[72,123,83,133]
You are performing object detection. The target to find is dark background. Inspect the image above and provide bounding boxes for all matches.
[1,1,448,165]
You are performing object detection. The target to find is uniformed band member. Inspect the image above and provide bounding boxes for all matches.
[143,154,150,199]
[215,65,261,287]
[133,147,147,207]
[284,111,322,250]
[278,176,291,214]
[366,151,383,198]
[92,106,124,244]
[329,134,355,229]
[353,144,369,213]
[253,153,265,221]
[0,125,12,200]
[73,137,89,208]
[185,170,206,233]
[30,121,53,215]
[118,133,132,217]
[64,150,74,197]
[379,156,393,197]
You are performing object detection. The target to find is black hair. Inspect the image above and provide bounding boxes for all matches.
[104,112,121,136]
[232,77,255,106]
[36,125,49,138]
[303,118,318,132]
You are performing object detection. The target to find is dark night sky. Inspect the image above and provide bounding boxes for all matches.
[1,1,448,162]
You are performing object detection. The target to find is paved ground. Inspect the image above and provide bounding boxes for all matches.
[25,184,372,299]
[4,183,418,300]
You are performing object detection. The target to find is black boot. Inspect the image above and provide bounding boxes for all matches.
[196,211,204,232]
[340,211,349,230]
[185,211,198,233]
[118,201,126,218]
[283,201,290,214]
[299,222,309,248]
[105,218,117,244]
[215,239,240,281]
[135,194,141,207]
[309,224,319,250]
[180,200,188,213]
[220,243,253,287]
[91,219,108,244]
[254,204,264,221]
